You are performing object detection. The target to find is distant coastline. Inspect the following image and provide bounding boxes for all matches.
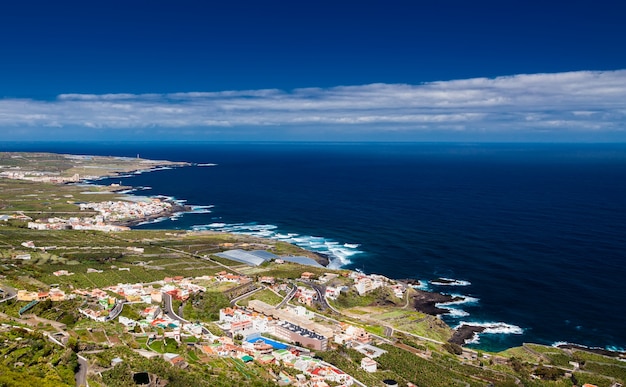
[79,157,522,351]
[4,143,626,354]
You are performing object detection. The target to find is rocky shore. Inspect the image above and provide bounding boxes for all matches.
[410,289,458,315]
[557,343,626,359]
[449,324,486,346]
[113,202,192,227]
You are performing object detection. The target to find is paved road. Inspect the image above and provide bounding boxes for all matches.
[298,279,332,312]
[162,292,215,335]
[230,285,264,306]
[0,283,17,303]
[162,293,189,323]
[275,286,297,309]
[75,354,89,387]
[104,300,125,321]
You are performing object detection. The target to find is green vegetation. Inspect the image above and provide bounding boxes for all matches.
[241,288,283,307]
[0,327,78,387]
[183,291,231,321]
[90,346,277,387]
[332,287,394,308]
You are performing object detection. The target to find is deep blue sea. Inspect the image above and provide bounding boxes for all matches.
[3,141,626,352]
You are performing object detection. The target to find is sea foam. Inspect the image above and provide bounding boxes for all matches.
[455,321,524,345]
[430,278,472,286]
[192,221,363,267]
[436,294,479,318]
[457,321,524,335]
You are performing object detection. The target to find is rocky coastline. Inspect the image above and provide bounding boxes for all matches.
[449,324,486,346]
[112,202,192,227]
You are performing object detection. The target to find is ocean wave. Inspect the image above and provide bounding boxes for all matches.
[136,216,170,226]
[464,333,481,345]
[190,205,214,214]
[410,280,430,291]
[191,221,363,267]
[457,321,524,335]
[439,294,480,306]
[133,166,173,175]
[430,277,472,286]
[552,341,626,354]
[456,321,524,345]
[436,294,479,318]
[443,309,470,318]
[196,163,218,167]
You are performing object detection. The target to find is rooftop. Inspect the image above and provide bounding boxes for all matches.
[215,249,270,266]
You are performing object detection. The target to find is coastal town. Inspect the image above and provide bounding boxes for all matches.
[1,152,624,387]
[26,198,179,232]
[3,250,420,386]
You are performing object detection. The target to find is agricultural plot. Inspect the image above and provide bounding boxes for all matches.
[237,288,283,307]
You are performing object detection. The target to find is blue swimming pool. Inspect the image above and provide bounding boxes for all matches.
[247,336,288,350]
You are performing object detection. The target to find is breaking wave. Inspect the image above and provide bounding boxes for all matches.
[456,321,524,344]
[437,294,479,318]
[552,341,626,354]
[192,222,363,268]
[430,278,472,286]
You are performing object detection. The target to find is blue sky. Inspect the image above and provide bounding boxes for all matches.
[1,0,626,141]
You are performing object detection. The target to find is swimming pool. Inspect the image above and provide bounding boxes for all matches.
[246,336,288,350]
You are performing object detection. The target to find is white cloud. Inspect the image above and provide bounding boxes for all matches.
[1,70,625,137]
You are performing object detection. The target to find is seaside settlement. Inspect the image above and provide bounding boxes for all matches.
[10,260,409,386]
[1,152,624,387]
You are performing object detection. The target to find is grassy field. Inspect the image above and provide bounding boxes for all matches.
[237,288,283,307]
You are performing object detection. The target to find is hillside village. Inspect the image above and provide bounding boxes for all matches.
[4,253,422,387]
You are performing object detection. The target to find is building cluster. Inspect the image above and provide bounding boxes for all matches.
[27,216,130,232]
[0,170,82,183]
[78,198,173,222]
[16,288,68,302]
[349,271,406,298]
[218,302,331,351]
[200,337,354,386]
[105,277,206,303]
[6,264,413,386]
[25,198,173,232]
[294,286,318,306]
[205,323,353,386]
[213,300,392,385]
[212,271,251,284]
[333,323,372,346]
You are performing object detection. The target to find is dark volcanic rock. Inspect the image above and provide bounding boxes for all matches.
[411,289,455,315]
[449,324,486,346]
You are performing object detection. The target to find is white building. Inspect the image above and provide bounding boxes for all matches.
[361,357,377,373]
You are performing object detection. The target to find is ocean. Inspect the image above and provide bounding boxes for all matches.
[3,141,626,352]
